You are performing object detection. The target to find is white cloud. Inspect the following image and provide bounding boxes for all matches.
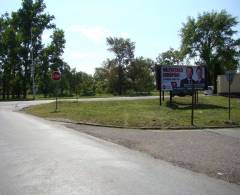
[68,25,131,43]
[63,50,108,74]
[68,25,110,42]
[66,51,104,61]
[65,25,132,74]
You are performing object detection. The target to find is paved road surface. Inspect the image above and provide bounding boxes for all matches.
[68,124,240,184]
[0,100,239,195]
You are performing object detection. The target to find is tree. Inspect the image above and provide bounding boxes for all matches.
[106,37,135,95]
[0,14,22,99]
[49,29,65,71]
[80,73,95,96]
[59,62,71,96]
[127,57,155,93]
[156,48,183,66]
[94,67,109,94]
[16,0,55,98]
[46,29,66,96]
[75,71,95,96]
[96,58,121,95]
[0,1,79,99]
[38,46,51,97]
[180,10,240,92]
[0,1,55,99]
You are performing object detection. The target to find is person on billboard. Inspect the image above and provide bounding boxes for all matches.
[195,66,205,84]
[180,66,195,88]
[171,82,177,89]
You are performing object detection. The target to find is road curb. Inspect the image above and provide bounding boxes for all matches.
[47,118,240,131]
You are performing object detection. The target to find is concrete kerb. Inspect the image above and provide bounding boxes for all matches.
[46,118,240,131]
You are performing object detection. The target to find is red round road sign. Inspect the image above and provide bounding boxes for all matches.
[52,71,61,81]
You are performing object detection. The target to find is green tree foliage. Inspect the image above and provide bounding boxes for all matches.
[93,59,119,95]
[94,66,109,94]
[16,0,55,98]
[0,14,23,99]
[1,4,239,98]
[104,58,120,95]
[48,29,65,71]
[106,37,135,95]
[180,10,240,91]
[95,41,155,95]
[0,0,58,99]
[37,29,66,97]
[0,0,88,99]
[38,46,51,97]
[127,57,155,93]
[75,71,95,96]
[156,48,183,66]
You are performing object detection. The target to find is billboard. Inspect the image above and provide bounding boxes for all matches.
[159,65,207,91]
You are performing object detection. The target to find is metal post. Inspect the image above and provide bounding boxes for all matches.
[196,90,199,104]
[158,65,162,106]
[229,80,231,120]
[55,83,58,112]
[55,96,58,111]
[170,91,173,104]
[191,84,194,126]
[159,90,162,106]
[194,91,197,105]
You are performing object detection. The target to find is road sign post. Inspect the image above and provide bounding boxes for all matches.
[225,71,236,121]
[228,79,230,120]
[52,71,61,112]
[52,71,61,81]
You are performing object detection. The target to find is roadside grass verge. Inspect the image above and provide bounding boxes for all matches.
[25,93,114,100]
[24,96,240,128]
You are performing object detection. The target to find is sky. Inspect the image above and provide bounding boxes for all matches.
[1,0,240,75]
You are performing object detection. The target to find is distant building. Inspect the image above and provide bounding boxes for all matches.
[217,73,240,96]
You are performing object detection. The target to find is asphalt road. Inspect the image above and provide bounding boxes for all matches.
[68,124,240,184]
[0,100,240,195]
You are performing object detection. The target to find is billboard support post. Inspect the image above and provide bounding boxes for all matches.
[191,84,195,126]
[170,91,173,104]
[196,90,199,104]
[195,91,197,105]
[160,66,162,106]
[159,90,162,106]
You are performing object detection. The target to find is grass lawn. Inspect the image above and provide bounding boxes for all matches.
[24,95,240,128]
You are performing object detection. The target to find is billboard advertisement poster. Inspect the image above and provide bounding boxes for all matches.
[161,66,206,91]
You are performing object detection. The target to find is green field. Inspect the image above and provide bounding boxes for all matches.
[24,96,240,129]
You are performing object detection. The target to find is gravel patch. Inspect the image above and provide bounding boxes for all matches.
[65,124,240,185]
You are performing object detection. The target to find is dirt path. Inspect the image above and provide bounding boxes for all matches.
[65,124,240,185]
